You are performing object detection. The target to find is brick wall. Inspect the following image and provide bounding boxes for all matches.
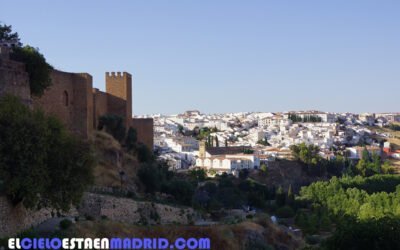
[93,88,108,129]
[131,118,154,149]
[1,47,154,150]
[106,72,132,128]
[33,70,94,138]
[0,47,31,105]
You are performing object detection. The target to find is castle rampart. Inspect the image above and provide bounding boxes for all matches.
[0,46,153,147]
[0,46,31,105]
[32,70,94,137]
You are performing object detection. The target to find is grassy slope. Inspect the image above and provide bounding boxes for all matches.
[91,131,140,191]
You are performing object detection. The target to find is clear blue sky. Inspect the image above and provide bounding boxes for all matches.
[2,1,399,114]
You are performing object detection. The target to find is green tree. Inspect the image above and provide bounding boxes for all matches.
[276,186,286,207]
[215,136,219,147]
[177,124,184,135]
[135,143,154,163]
[276,205,295,218]
[45,123,95,211]
[287,184,294,206]
[137,162,171,193]
[11,46,53,96]
[208,168,217,176]
[0,95,94,211]
[319,213,331,231]
[189,168,207,182]
[0,23,21,46]
[125,127,137,151]
[325,217,400,250]
[98,114,126,141]
[381,161,392,174]
[260,164,268,175]
[162,179,195,205]
[356,159,368,176]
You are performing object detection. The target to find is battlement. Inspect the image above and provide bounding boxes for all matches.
[106,71,131,79]
[105,71,132,128]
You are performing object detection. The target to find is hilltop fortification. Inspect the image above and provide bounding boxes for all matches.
[0,46,153,149]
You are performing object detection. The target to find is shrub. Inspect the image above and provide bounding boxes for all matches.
[59,219,73,230]
[135,143,154,163]
[276,205,295,218]
[162,179,195,206]
[125,127,137,151]
[1,24,53,97]
[97,114,126,141]
[11,46,53,96]
[85,215,95,221]
[306,235,322,245]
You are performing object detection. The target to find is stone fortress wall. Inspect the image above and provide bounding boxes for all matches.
[0,193,195,237]
[0,46,156,236]
[0,46,31,105]
[0,45,153,149]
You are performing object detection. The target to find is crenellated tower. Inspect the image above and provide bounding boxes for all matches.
[105,72,132,126]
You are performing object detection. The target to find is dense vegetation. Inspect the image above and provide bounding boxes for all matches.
[284,143,399,248]
[137,163,295,217]
[354,148,391,176]
[388,123,400,131]
[323,217,400,250]
[1,23,53,96]
[0,96,94,211]
[11,46,53,96]
[298,175,400,220]
[290,143,392,177]
[295,174,400,249]
[98,114,126,141]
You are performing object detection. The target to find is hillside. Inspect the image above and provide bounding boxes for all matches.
[64,216,304,250]
[249,160,327,192]
[91,131,141,192]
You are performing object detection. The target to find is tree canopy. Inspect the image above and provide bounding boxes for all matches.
[0,23,21,46]
[11,46,53,96]
[0,95,94,211]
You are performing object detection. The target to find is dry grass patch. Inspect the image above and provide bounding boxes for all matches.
[91,131,140,191]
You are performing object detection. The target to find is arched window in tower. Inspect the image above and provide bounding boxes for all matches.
[63,91,69,107]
